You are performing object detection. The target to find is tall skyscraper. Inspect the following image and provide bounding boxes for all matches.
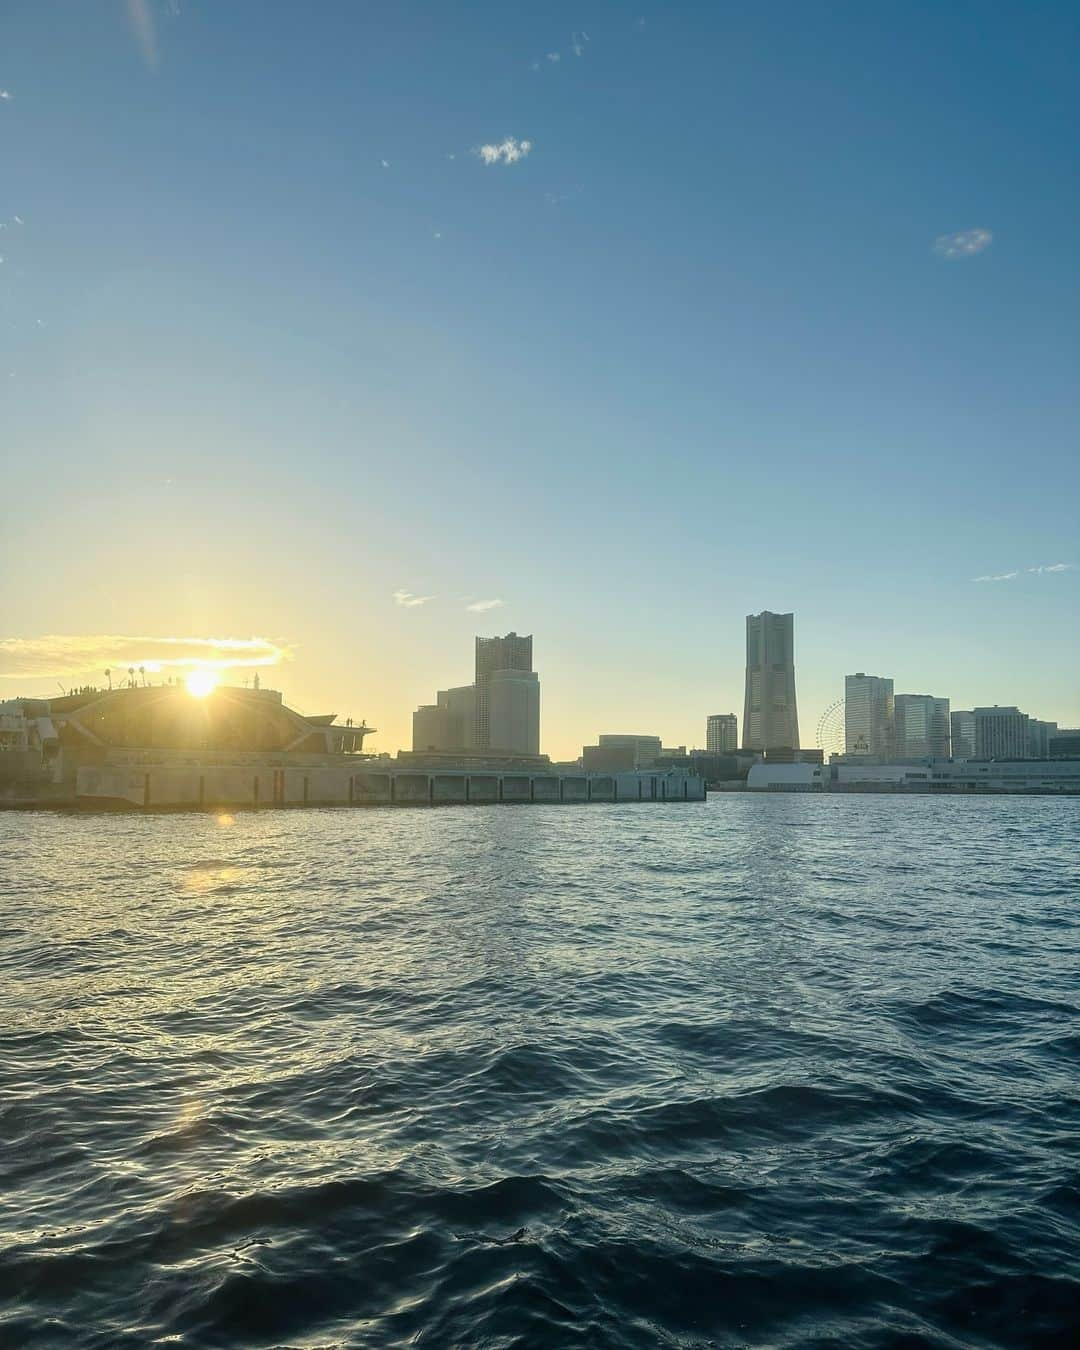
[894,694,951,759]
[706,714,738,754]
[974,706,1030,760]
[488,669,540,754]
[950,710,976,761]
[474,632,533,749]
[844,673,894,758]
[742,611,799,750]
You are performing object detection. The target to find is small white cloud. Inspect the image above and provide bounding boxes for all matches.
[13,215,23,225]
[476,137,533,166]
[572,32,589,56]
[0,89,12,101]
[466,598,504,613]
[934,228,992,259]
[380,159,390,168]
[433,231,441,240]
[547,51,561,63]
[393,590,435,608]
[1028,562,1074,574]
[972,572,1018,583]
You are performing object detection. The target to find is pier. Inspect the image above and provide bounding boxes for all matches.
[72,759,705,811]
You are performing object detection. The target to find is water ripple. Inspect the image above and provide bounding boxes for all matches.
[1,796,1078,1346]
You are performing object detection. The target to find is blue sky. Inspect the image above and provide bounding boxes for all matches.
[1,1,1077,755]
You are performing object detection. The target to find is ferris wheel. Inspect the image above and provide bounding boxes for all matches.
[816,698,846,758]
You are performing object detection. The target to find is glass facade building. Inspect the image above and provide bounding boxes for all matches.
[844,673,894,758]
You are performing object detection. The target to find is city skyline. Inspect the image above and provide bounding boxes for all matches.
[1,2,1078,758]
[3,607,1074,761]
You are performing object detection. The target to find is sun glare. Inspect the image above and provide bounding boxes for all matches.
[185,669,218,698]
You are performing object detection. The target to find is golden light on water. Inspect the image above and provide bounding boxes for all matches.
[185,669,218,698]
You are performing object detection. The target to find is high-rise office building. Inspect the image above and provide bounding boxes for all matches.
[475,632,533,749]
[412,684,477,752]
[488,669,540,754]
[844,673,894,758]
[742,611,799,750]
[1028,718,1059,759]
[894,694,951,759]
[950,710,976,761]
[706,714,738,754]
[974,706,1030,760]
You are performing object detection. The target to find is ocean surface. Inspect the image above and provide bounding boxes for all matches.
[1,796,1077,1349]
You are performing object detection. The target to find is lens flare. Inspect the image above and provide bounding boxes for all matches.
[185,669,218,698]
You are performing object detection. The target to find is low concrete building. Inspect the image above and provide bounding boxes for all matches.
[582,734,664,772]
[1050,729,1080,758]
[749,758,1080,794]
[1,684,372,804]
[747,762,829,791]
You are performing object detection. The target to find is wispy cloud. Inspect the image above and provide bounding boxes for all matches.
[393,590,435,608]
[546,51,561,63]
[477,137,533,166]
[0,635,288,679]
[0,89,12,102]
[465,598,504,612]
[380,158,390,168]
[973,563,1074,582]
[126,0,159,69]
[934,228,992,259]
[572,32,589,57]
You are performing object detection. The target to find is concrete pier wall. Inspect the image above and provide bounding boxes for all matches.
[74,760,706,811]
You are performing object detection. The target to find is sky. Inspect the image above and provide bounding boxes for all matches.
[1,0,1078,758]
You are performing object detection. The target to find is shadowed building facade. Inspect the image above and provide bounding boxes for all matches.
[975,705,1029,760]
[951,710,976,761]
[413,632,540,757]
[742,611,799,751]
[894,694,951,760]
[706,714,738,754]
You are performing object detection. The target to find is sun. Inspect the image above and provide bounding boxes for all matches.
[185,669,218,698]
